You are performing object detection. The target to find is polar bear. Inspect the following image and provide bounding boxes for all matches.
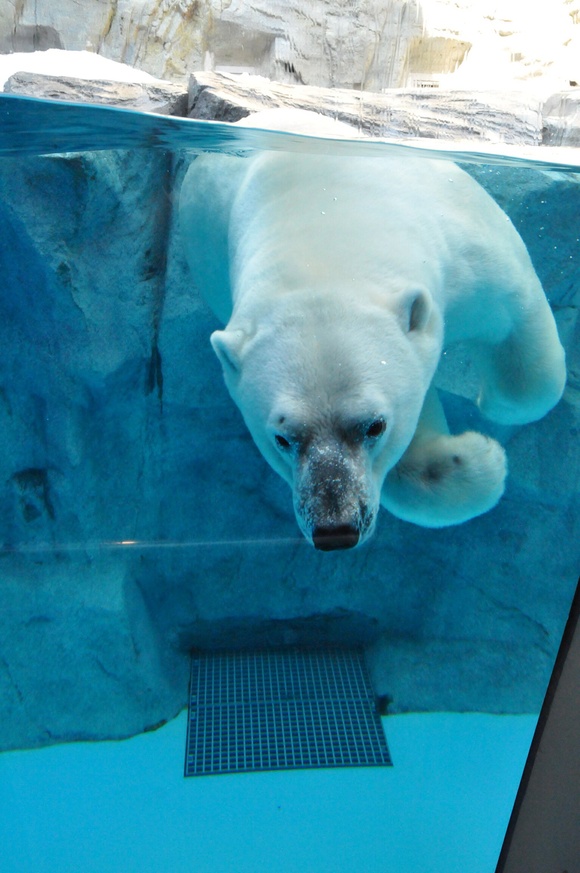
[179,109,566,550]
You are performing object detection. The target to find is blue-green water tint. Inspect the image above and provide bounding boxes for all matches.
[2,92,580,169]
[0,94,579,872]
[0,710,537,873]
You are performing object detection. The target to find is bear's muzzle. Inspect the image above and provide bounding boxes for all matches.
[293,440,375,550]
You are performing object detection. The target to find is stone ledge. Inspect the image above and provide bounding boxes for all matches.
[188,71,580,147]
[543,90,580,146]
[187,71,545,144]
[5,67,580,147]
[3,70,188,116]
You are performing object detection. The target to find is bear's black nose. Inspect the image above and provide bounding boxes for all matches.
[312,524,360,551]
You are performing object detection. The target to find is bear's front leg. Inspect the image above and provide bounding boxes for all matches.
[381,387,507,528]
[476,323,566,426]
[473,270,566,426]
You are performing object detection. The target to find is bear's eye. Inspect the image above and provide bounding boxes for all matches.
[365,418,386,439]
[275,434,291,450]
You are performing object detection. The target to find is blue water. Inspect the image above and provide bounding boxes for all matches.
[0,93,579,872]
[0,710,537,873]
[2,92,580,168]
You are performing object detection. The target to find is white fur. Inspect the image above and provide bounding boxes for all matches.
[179,109,566,549]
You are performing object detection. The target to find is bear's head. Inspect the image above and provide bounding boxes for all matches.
[211,289,442,550]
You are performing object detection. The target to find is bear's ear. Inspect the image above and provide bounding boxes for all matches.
[210,328,247,375]
[401,289,433,333]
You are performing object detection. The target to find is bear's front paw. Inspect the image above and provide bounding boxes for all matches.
[381,431,507,527]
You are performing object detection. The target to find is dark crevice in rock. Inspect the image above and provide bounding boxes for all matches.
[178,610,384,651]
[0,655,25,704]
[11,467,56,522]
[146,341,163,404]
[143,151,175,410]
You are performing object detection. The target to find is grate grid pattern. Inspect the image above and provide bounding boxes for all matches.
[185,648,392,777]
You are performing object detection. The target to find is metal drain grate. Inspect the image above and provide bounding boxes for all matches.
[185,647,392,777]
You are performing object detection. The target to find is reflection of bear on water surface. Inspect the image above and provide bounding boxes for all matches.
[179,109,566,551]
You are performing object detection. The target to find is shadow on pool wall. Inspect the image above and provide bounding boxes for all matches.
[0,143,578,751]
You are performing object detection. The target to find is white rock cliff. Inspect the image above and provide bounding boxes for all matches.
[1,0,579,91]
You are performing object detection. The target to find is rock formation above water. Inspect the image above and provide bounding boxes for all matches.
[4,64,580,148]
[3,69,188,116]
[1,1,579,92]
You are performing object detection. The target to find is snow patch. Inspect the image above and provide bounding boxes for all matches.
[0,49,160,89]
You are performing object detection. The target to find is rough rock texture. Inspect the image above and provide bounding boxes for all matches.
[187,72,580,147]
[0,0,424,88]
[4,70,187,115]
[6,67,580,150]
[187,71,546,143]
[0,102,579,750]
[0,148,192,748]
[543,91,580,146]
[0,1,578,91]
[4,67,580,148]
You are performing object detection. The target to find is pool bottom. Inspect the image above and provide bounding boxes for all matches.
[0,709,536,873]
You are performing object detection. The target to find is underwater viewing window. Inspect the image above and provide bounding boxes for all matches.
[1,4,580,866]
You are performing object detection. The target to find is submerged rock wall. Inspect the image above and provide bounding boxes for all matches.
[0,128,579,750]
[0,150,191,747]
